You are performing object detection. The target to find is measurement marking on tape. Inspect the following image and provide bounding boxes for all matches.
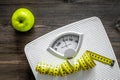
[36,50,115,76]
[87,50,115,66]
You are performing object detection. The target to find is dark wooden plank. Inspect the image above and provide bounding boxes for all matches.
[0,0,120,80]
[0,64,34,80]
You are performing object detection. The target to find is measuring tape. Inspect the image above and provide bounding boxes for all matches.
[36,50,114,76]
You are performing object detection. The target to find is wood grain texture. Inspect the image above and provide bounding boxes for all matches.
[0,0,120,80]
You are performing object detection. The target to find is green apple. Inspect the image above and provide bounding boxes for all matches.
[11,8,34,32]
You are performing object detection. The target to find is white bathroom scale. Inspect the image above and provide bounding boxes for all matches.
[24,17,120,80]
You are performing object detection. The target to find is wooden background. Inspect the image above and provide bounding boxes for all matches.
[0,0,120,80]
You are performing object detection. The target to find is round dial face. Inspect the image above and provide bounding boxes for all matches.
[47,32,83,59]
[52,34,79,56]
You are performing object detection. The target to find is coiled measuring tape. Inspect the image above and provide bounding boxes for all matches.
[36,50,114,76]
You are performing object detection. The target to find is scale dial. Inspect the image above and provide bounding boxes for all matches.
[47,32,83,59]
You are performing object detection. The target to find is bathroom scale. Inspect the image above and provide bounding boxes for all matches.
[24,17,120,80]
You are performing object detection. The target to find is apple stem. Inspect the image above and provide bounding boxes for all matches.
[19,20,23,23]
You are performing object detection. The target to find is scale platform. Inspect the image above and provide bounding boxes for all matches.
[24,17,120,80]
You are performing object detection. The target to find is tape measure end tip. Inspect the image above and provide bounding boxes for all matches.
[111,60,115,66]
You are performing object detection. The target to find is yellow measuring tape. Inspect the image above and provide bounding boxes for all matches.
[36,50,114,76]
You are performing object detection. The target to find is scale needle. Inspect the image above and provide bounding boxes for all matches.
[63,37,68,48]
